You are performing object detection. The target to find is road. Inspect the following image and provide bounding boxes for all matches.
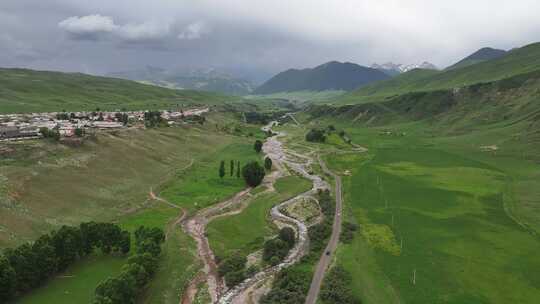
[304,155,343,304]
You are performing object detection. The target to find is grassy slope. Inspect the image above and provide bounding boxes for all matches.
[207,175,312,260]
[0,68,236,113]
[1,113,267,303]
[339,42,540,104]
[308,108,540,303]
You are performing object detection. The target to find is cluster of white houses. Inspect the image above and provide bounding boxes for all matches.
[0,108,209,141]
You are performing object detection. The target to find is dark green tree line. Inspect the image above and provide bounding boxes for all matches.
[0,222,130,302]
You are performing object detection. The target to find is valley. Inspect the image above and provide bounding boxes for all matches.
[2,18,540,304]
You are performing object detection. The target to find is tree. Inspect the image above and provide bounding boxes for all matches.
[224,270,246,288]
[230,160,235,177]
[75,128,84,137]
[242,161,265,187]
[0,255,16,301]
[278,227,295,248]
[219,160,226,179]
[306,129,326,143]
[264,157,273,171]
[254,140,263,153]
[236,161,241,178]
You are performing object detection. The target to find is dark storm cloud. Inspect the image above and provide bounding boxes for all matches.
[1,0,540,78]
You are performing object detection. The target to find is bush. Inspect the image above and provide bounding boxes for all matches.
[320,265,360,304]
[305,129,326,143]
[340,222,358,244]
[260,267,311,304]
[242,161,266,187]
[224,270,246,288]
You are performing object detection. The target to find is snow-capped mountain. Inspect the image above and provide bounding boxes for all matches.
[371,62,438,76]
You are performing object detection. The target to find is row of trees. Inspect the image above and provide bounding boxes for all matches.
[93,226,165,304]
[262,227,296,266]
[218,160,266,188]
[219,160,242,179]
[0,222,130,302]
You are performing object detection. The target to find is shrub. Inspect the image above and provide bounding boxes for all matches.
[264,157,273,170]
[305,129,326,143]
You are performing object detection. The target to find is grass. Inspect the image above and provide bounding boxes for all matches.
[160,143,261,212]
[17,254,125,304]
[338,41,540,104]
[1,114,268,302]
[0,68,239,114]
[0,122,249,248]
[207,175,311,260]
[320,122,540,304]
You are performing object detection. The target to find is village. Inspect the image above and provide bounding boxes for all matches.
[0,107,209,141]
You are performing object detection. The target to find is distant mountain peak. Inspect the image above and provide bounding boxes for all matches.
[254,61,389,94]
[446,47,507,70]
[371,61,438,76]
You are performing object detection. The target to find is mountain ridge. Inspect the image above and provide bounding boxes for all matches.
[254,61,389,94]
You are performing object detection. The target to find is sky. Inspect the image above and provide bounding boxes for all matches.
[1,0,540,81]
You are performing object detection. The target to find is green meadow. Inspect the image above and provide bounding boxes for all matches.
[17,255,125,304]
[207,175,312,260]
[321,121,540,304]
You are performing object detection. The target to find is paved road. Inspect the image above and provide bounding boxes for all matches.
[305,156,343,304]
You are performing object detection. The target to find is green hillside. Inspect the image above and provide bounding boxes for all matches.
[0,68,235,113]
[446,47,507,70]
[301,66,540,303]
[338,42,540,104]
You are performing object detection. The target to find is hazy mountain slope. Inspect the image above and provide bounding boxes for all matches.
[254,61,390,94]
[0,68,234,113]
[108,67,255,96]
[446,47,507,70]
[338,42,540,104]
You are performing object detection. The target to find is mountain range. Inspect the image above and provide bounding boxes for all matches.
[108,67,255,96]
[254,61,390,94]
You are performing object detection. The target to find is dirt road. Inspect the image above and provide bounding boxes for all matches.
[304,156,343,304]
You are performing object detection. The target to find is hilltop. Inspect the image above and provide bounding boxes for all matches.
[254,61,389,94]
[0,68,235,114]
[337,42,540,104]
[446,47,507,70]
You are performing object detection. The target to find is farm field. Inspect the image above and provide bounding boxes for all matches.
[207,175,312,260]
[322,121,540,304]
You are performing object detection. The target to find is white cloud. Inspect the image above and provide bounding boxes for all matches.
[58,14,116,36]
[116,22,170,41]
[178,22,209,40]
[58,14,170,42]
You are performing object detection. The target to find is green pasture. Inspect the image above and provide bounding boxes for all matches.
[325,132,540,304]
[207,175,311,260]
[16,254,125,304]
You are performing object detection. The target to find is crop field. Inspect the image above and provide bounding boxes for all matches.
[17,254,125,304]
[207,175,312,260]
[323,120,540,304]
